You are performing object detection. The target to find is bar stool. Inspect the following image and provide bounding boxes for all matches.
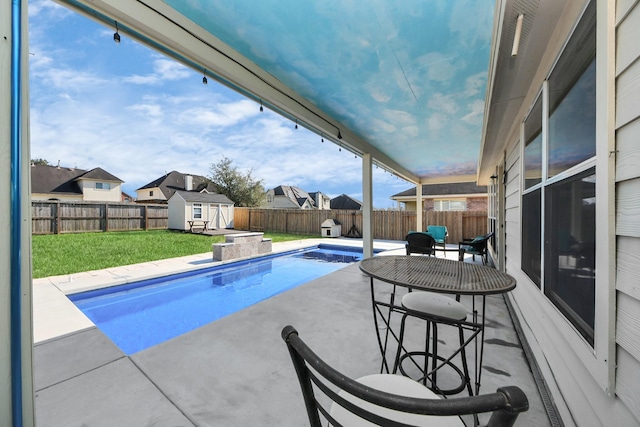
[393,291,473,396]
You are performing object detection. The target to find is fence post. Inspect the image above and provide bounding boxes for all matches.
[144,205,148,230]
[104,203,109,232]
[55,201,61,234]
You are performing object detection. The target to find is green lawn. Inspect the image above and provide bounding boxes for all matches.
[31,230,317,279]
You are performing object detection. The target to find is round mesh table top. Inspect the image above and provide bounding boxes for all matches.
[359,256,516,295]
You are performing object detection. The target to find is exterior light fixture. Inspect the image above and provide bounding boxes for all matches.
[511,14,524,57]
[295,119,298,129]
[113,22,121,43]
[338,129,342,139]
[202,69,208,85]
[259,99,263,112]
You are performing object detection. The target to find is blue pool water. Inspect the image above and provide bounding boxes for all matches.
[70,245,368,355]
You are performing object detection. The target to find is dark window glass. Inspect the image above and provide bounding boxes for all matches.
[544,167,595,345]
[548,1,596,178]
[521,190,541,287]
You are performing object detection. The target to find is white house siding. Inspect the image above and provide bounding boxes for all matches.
[31,193,82,202]
[79,181,122,202]
[495,2,640,426]
[167,195,186,230]
[614,0,640,422]
[136,187,165,202]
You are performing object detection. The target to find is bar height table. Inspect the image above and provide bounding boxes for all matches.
[359,255,517,395]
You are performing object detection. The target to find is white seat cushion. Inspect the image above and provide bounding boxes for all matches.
[329,374,465,426]
[402,292,467,321]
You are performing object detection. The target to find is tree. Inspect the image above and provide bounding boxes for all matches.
[208,157,266,207]
[31,158,50,165]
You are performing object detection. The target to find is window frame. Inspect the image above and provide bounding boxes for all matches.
[95,182,110,190]
[193,203,202,219]
[518,0,614,393]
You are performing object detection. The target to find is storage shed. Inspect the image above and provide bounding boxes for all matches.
[168,190,234,231]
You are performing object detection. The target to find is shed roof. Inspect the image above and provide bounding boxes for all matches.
[172,190,233,205]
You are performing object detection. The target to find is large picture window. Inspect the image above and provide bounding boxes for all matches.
[521,1,596,345]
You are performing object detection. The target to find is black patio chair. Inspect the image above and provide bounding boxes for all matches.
[458,232,494,265]
[406,232,436,256]
[282,325,529,427]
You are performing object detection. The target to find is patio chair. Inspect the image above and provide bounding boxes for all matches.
[406,232,436,256]
[282,325,529,427]
[427,225,448,251]
[458,232,494,265]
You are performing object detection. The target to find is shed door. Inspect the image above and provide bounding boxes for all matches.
[219,205,231,228]
[209,204,219,229]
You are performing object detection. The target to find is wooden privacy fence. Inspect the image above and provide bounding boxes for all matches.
[233,208,487,244]
[32,201,168,234]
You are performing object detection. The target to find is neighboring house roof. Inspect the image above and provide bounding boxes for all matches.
[330,194,363,210]
[171,190,234,205]
[137,171,214,200]
[31,164,123,196]
[272,185,316,208]
[76,167,123,182]
[308,191,329,201]
[391,182,488,198]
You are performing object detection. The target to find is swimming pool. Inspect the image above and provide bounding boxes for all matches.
[70,244,370,355]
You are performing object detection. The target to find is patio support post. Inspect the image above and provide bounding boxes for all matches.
[416,182,423,232]
[362,153,373,258]
[1,0,35,425]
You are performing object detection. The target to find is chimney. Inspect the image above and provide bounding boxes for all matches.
[185,175,193,191]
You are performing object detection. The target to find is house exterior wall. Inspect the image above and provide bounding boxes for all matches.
[31,193,82,202]
[490,2,638,425]
[78,180,122,202]
[136,187,165,202]
[466,197,487,211]
[399,196,487,211]
[613,0,640,422]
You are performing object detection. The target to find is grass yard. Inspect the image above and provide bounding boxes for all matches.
[32,230,318,278]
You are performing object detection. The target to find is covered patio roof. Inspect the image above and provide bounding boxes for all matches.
[60,0,497,185]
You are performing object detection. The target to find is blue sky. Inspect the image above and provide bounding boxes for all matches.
[27,0,413,208]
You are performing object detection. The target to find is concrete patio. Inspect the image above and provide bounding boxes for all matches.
[33,239,552,426]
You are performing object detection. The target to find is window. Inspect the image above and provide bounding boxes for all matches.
[521,1,596,345]
[523,96,542,190]
[193,203,202,219]
[150,190,154,197]
[544,168,595,345]
[434,199,466,211]
[95,182,110,190]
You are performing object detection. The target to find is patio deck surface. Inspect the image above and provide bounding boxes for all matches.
[33,238,551,426]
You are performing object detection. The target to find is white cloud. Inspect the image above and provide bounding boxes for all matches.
[461,99,485,125]
[177,99,259,128]
[427,93,458,115]
[124,59,191,85]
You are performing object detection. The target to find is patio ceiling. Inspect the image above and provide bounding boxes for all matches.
[61,0,497,185]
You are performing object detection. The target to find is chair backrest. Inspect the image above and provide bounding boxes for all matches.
[405,232,436,255]
[469,232,494,250]
[427,225,448,243]
[282,325,529,427]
